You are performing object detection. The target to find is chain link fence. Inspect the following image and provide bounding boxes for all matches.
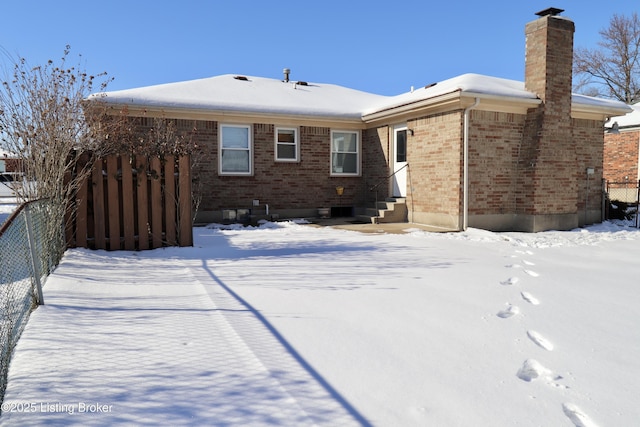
[607,181,640,204]
[0,199,64,406]
[605,180,640,228]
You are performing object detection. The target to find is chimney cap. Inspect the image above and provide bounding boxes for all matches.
[535,7,564,17]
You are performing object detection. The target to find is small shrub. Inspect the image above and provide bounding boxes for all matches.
[608,200,635,220]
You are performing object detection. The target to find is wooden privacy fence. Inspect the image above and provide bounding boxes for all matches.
[67,153,193,250]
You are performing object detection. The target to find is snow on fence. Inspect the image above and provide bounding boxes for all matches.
[66,154,193,251]
[0,199,64,406]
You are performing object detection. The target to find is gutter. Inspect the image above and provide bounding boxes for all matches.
[363,90,541,123]
[362,91,462,122]
[462,98,480,231]
[93,102,367,129]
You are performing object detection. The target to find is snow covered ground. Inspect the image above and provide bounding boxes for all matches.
[1,216,639,426]
[0,200,17,223]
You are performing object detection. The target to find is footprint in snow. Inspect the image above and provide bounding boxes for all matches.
[506,263,521,269]
[523,260,535,266]
[562,403,599,427]
[527,330,554,351]
[516,250,535,256]
[501,277,520,286]
[524,269,540,277]
[517,360,568,389]
[521,292,540,305]
[516,359,551,382]
[497,304,520,318]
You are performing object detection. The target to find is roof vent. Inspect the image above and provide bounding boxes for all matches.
[535,7,564,17]
[283,68,290,83]
[234,75,249,81]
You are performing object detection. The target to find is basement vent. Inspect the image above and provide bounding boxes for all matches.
[233,75,249,81]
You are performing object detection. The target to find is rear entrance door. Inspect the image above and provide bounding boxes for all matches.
[392,125,407,197]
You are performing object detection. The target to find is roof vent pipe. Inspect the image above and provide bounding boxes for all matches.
[283,68,290,82]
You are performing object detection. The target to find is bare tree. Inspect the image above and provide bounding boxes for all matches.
[574,13,640,103]
[131,115,203,223]
[0,46,124,248]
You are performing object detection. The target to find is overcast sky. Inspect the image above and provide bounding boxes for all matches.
[1,1,638,96]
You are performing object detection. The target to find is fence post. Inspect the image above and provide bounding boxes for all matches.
[24,204,44,305]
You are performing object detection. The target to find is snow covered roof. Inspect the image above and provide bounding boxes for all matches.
[91,73,631,121]
[364,73,540,115]
[608,102,640,129]
[91,74,387,120]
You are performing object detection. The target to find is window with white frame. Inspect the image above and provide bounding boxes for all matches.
[330,130,360,175]
[275,127,299,162]
[219,124,252,175]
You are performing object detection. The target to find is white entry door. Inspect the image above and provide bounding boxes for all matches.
[392,125,408,197]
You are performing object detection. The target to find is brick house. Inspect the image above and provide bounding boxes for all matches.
[0,149,23,198]
[0,149,21,174]
[91,8,630,232]
[0,150,8,173]
[604,103,640,186]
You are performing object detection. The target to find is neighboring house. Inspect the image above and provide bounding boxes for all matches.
[0,150,7,174]
[0,149,22,199]
[603,103,640,204]
[604,103,640,184]
[90,8,630,232]
[0,149,21,174]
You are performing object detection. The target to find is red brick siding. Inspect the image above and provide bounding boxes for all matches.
[467,112,604,218]
[521,15,577,215]
[407,111,463,217]
[517,105,579,215]
[1,158,23,173]
[604,130,640,183]
[192,121,367,214]
[362,126,390,205]
[467,111,526,215]
[573,118,606,212]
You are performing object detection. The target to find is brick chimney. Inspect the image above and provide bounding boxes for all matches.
[525,7,574,111]
[518,8,578,231]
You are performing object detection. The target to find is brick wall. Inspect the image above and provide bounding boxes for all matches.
[362,126,391,206]
[406,111,463,227]
[190,121,369,219]
[604,130,640,183]
[1,159,22,173]
[467,111,526,215]
[573,118,607,219]
[521,14,578,217]
[465,110,605,229]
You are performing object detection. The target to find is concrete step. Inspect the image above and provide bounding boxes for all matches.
[360,198,408,224]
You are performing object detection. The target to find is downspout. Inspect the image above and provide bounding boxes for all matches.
[462,97,480,231]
